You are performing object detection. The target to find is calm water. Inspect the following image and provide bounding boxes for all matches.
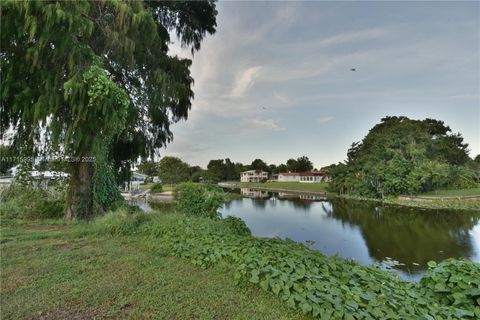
[219,189,480,279]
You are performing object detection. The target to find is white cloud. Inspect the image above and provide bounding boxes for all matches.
[319,28,386,47]
[231,66,262,97]
[246,119,285,131]
[273,91,294,106]
[317,116,333,123]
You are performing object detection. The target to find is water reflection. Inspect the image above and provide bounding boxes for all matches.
[219,192,480,279]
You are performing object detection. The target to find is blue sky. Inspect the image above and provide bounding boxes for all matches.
[164,1,479,169]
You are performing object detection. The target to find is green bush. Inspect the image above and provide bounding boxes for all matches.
[0,184,65,220]
[150,182,163,193]
[221,215,251,236]
[85,208,151,236]
[174,183,225,219]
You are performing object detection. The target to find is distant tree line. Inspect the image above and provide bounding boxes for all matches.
[327,116,480,198]
[136,155,317,184]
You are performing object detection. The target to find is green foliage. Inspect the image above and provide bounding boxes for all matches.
[1,0,217,218]
[93,159,124,213]
[85,207,150,236]
[84,211,480,319]
[0,145,16,174]
[158,156,191,185]
[0,184,65,220]
[206,158,238,182]
[286,156,314,173]
[329,117,474,198]
[150,182,163,193]
[137,161,159,177]
[250,158,269,172]
[221,216,251,236]
[174,183,224,219]
[420,259,480,314]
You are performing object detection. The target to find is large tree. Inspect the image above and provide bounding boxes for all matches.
[158,156,191,185]
[1,1,217,219]
[329,116,475,198]
[250,158,269,172]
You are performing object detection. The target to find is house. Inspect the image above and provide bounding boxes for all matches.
[278,171,328,183]
[240,170,268,182]
[5,166,69,189]
[123,172,147,192]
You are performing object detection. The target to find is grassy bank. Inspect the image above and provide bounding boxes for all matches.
[385,197,480,211]
[3,210,479,319]
[139,184,174,192]
[0,220,305,320]
[421,187,480,197]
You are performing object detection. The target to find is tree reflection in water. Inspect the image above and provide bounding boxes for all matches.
[219,191,480,276]
[325,198,479,273]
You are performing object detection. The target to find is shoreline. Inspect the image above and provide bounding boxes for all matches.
[219,182,480,211]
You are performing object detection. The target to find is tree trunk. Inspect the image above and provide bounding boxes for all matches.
[65,161,94,220]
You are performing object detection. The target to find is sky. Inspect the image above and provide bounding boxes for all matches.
[163,1,480,169]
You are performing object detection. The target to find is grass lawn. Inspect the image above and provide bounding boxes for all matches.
[230,181,329,193]
[0,222,306,320]
[139,184,173,192]
[421,187,480,197]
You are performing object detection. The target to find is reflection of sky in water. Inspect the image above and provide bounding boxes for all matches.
[219,195,480,280]
[471,224,480,262]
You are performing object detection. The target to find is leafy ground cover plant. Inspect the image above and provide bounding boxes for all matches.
[84,211,480,319]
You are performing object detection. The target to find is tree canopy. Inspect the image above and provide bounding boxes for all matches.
[286,156,313,172]
[158,156,191,185]
[1,0,217,218]
[329,116,477,198]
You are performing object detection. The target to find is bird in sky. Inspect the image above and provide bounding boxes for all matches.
[350,68,356,72]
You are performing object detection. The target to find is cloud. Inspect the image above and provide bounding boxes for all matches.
[231,66,262,97]
[319,28,386,47]
[273,91,295,106]
[246,119,285,131]
[317,116,333,123]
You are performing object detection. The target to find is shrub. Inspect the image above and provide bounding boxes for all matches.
[150,182,163,193]
[86,208,151,236]
[174,183,225,219]
[221,215,251,236]
[0,184,65,220]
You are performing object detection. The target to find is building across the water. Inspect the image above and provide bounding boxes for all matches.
[122,172,148,192]
[278,171,328,183]
[240,170,269,182]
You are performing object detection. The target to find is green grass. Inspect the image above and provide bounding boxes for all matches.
[230,181,329,193]
[139,184,173,192]
[421,187,480,197]
[0,222,306,320]
[385,198,480,211]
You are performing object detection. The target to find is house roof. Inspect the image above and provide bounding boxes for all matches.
[132,172,147,178]
[241,170,268,174]
[279,171,325,177]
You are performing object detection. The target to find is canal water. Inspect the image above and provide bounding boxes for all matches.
[219,188,480,280]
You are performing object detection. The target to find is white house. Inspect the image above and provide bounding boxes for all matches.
[278,171,328,183]
[240,170,268,182]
